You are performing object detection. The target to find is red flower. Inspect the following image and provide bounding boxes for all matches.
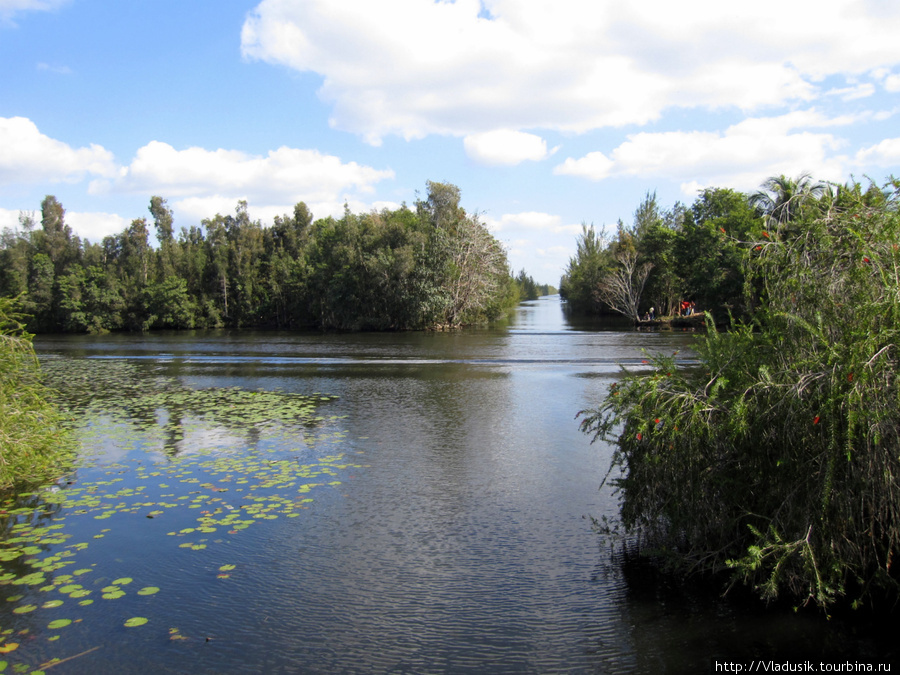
[863,256,871,263]
[848,372,854,382]
[813,415,820,425]
[754,246,762,251]
[636,433,643,441]
[719,227,726,234]
[762,231,770,239]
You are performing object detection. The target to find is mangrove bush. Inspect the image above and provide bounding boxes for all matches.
[580,177,900,609]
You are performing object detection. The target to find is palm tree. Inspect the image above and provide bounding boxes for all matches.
[750,173,827,226]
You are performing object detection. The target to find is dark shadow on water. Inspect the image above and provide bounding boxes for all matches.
[616,548,900,671]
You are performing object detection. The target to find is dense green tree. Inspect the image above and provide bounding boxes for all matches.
[0,184,521,333]
[559,224,611,314]
[580,177,900,609]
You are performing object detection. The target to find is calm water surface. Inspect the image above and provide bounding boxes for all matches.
[14,297,891,673]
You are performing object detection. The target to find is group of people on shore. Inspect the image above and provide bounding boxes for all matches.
[639,300,696,322]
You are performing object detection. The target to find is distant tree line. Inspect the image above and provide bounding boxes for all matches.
[0,182,551,333]
[513,269,557,301]
[559,178,810,322]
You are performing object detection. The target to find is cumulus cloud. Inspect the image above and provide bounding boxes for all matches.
[554,110,852,192]
[64,211,129,243]
[240,0,900,143]
[0,0,68,22]
[0,208,23,231]
[0,116,117,184]
[854,138,900,167]
[884,73,900,92]
[0,207,127,244]
[486,211,581,235]
[464,130,554,166]
[101,140,395,209]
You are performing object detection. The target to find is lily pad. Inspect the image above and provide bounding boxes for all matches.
[124,617,148,628]
[47,619,72,629]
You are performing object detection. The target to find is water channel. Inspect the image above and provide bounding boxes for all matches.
[3,296,891,673]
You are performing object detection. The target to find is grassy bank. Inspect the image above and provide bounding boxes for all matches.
[0,297,71,490]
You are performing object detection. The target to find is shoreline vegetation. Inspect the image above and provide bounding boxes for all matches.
[0,181,554,335]
[0,297,71,491]
[577,174,900,611]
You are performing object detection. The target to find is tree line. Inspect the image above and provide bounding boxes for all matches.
[579,174,900,609]
[0,182,548,333]
[559,175,839,322]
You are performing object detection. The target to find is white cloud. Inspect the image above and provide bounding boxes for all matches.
[553,152,614,182]
[0,207,127,243]
[64,211,129,243]
[36,62,73,75]
[555,110,852,192]
[0,208,23,231]
[464,130,553,166]
[486,210,581,236]
[825,83,876,101]
[854,138,900,167]
[0,116,117,184]
[106,141,394,206]
[241,0,900,143]
[0,0,68,22]
[884,73,900,92]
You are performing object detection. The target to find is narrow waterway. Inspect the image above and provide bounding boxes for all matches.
[9,296,890,673]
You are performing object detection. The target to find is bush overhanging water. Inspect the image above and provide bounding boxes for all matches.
[580,178,900,609]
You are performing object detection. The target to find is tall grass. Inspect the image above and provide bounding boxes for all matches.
[580,179,900,609]
[0,297,71,490]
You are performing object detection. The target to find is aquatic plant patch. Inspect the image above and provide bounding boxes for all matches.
[0,356,362,672]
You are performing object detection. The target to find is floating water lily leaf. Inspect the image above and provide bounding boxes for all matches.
[124,617,148,628]
[12,605,36,615]
[169,627,188,641]
[136,587,159,596]
[101,591,125,600]
[47,619,71,629]
[112,577,132,585]
[41,600,63,609]
[0,643,17,654]
[218,564,236,572]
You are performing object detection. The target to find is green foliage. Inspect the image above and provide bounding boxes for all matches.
[561,186,762,321]
[559,224,610,313]
[0,183,519,333]
[511,269,556,301]
[0,298,71,490]
[579,178,900,608]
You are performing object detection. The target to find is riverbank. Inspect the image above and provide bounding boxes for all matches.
[635,312,708,329]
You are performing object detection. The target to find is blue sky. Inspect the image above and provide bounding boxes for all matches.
[2,0,900,285]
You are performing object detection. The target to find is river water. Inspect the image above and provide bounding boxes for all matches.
[10,296,891,673]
